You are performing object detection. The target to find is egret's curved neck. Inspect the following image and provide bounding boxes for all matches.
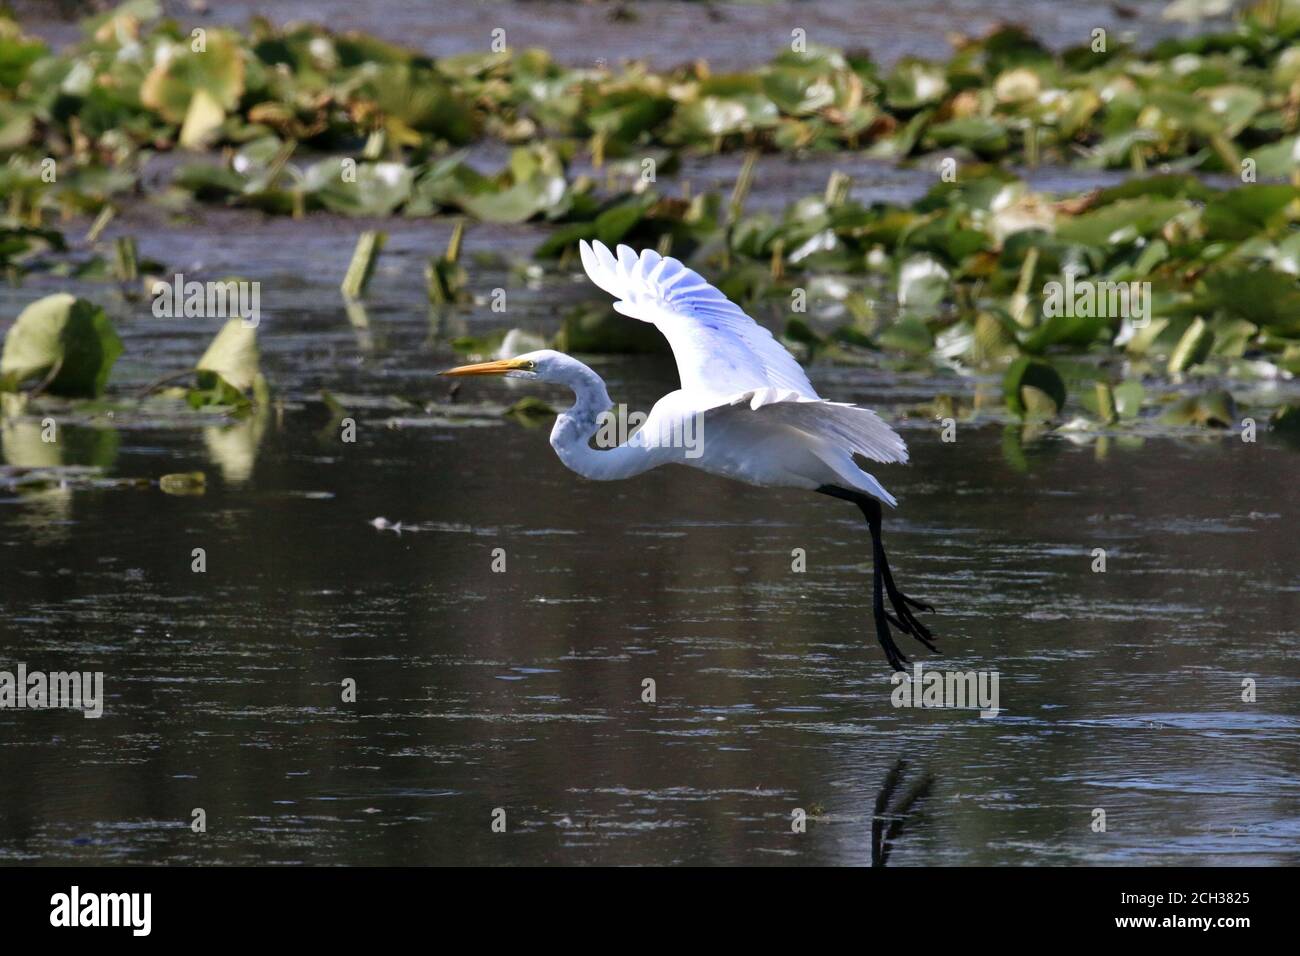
[549,361,655,481]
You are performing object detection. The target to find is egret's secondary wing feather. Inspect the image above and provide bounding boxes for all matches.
[579,240,817,402]
[720,389,909,465]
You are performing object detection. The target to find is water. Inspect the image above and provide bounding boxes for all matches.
[1,0,1297,867]
[1,249,1297,863]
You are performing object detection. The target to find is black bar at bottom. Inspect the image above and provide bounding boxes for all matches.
[0,865,1282,941]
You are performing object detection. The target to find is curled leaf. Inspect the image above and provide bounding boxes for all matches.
[0,294,122,398]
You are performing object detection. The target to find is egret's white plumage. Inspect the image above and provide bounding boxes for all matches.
[443,241,937,670]
[570,241,907,504]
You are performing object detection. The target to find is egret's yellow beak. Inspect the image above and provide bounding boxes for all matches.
[439,358,529,377]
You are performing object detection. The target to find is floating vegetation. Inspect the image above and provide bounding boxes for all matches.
[189,318,263,409]
[503,396,559,427]
[0,294,122,398]
[158,471,207,495]
[3,2,1300,232]
[426,220,470,305]
[6,2,1300,174]
[340,230,386,300]
[1160,389,1238,427]
[1,294,267,484]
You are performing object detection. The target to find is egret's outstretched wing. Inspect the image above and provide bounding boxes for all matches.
[579,240,816,402]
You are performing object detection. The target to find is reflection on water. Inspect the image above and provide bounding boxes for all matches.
[203,408,270,486]
[872,759,934,867]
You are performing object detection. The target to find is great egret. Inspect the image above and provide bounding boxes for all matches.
[443,240,936,670]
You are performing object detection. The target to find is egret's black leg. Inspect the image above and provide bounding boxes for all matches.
[860,494,939,653]
[818,485,938,670]
[862,495,938,654]
[869,512,910,671]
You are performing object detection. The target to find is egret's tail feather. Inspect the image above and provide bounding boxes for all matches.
[823,451,897,508]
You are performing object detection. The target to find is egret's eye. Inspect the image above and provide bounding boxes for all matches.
[525,360,537,370]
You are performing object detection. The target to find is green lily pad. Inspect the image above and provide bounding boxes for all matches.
[783,317,823,349]
[1054,199,1188,247]
[925,117,1010,157]
[140,29,246,125]
[1247,137,1300,179]
[1022,312,1108,353]
[450,330,508,359]
[186,369,249,410]
[0,294,122,398]
[306,161,414,216]
[671,94,779,140]
[1167,316,1214,373]
[159,471,207,495]
[1197,268,1300,335]
[1113,380,1145,419]
[878,317,934,355]
[1004,356,1066,419]
[885,58,948,110]
[1160,390,1237,428]
[896,255,949,311]
[195,318,259,395]
[1202,185,1300,241]
[455,148,568,224]
[504,396,557,427]
[1199,85,1265,139]
[352,62,477,145]
[0,26,48,90]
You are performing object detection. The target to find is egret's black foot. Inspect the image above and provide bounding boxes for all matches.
[884,580,938,653]
[872,565,911,672]
[877,536,937,650]
[899,592,936,614]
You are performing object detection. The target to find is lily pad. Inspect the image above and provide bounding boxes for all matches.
[307,161,414,216]
[159,471,207,495]
[1003,356,1066,419]
[1197,268,1300,335]
[1160,390,1237,428]
[504,396,557,427]
[896,255,949,312]
[140,30,246,125]
[885,58,948,110]
[0,294,122,398]
[1055,199,1188,247]
[1113,380,1145,419]
[194,318,259,399]
[1167,316,1214,373]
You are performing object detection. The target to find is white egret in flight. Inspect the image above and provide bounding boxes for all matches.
[443,240,936,670]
